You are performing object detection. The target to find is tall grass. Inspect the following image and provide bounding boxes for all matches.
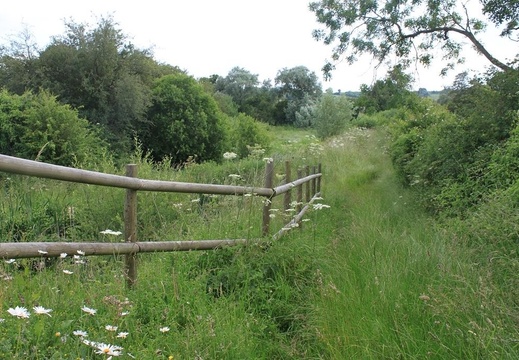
[313,128,519,359]
[1,126,517,359]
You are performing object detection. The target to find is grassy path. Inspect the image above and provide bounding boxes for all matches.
[312,128,518,359]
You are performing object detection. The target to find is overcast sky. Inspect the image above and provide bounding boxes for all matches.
[0,0,516,91]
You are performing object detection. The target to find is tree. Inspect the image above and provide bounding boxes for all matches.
[482,0,519,37]
[355,66,415,114]
[0,27,41,94]
[137,73,226,164]
[314,91,353,139]
[38,16,175,154]
[214,67,259,111]
[309,0,515,79]
[275,66,322,126]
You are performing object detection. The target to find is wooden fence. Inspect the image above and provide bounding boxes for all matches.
[0,154,322,287]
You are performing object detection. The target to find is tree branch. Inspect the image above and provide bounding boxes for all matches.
[399,26,513,71]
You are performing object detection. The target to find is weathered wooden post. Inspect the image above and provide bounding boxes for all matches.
[305,165,311,203]
[124,164,138,288]
[312,165,317,197]
[262,160,274,236]
[297,168,303,229]
[317,163,322,193]
[283,160,291,211]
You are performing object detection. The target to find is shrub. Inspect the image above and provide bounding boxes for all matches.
[0,89,106,166]
[137,73,227,164]
[314,93,353,139]
[226,113,271,158]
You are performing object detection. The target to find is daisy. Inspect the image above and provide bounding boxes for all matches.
[63,270,73,275]
[81,306,97,315]
[116,332,129,339]
[77,250,85,256]
[73,330,88,337]
[105,325,118,332]
[94,342,123,356]
[7,306,30,319]
[60,253,68,258]
[159,326,170,333]
[5,259,16,264]
[33,306,52,317]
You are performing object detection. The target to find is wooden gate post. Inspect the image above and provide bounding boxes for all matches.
[262,160,274,236]
[124,164,138,289]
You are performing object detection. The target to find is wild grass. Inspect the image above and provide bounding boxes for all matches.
[1,126,518,359]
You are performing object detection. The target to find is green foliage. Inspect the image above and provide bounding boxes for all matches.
[388,69,519,215]
[226,113,272,158]
[310,0,514,78]
[314,92,353,139]
[137,73,226,164]
[0,16,177,156]
[0,89,106,166]
[275,66,323,126]
[355,65,417,114]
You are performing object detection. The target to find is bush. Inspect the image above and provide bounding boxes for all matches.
[0,89,106,166]
[137,73,227,164]
[314,93,353,139]
[226,113,271,158]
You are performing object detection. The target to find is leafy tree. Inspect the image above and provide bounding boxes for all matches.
[215,67,259,111]
[355,66,415,114]
[37,17,175,154]
[137,73,226,164]
[482,0,519,37]
[274,66,322,126]
[309,0,515,79]
[314,91,353,139]
[0,27,41,94]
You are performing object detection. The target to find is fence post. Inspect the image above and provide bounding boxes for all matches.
[297,168,303,229]
[262,160,274,236]
[305,165,310,203]
[284,160,291,211]
[317,163,322,193]
[312,165,317,196]
[124,164,138,289]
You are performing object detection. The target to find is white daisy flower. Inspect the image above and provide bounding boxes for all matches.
[33,306,52,317]
[7,306,30,319]
[159,326,170,333]
[105,325,118,332]
[81,306,97,315]
[73,330,88,337]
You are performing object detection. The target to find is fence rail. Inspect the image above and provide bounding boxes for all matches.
[0,154,322,287]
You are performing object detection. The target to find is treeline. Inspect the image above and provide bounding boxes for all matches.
[0,17,356,166]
